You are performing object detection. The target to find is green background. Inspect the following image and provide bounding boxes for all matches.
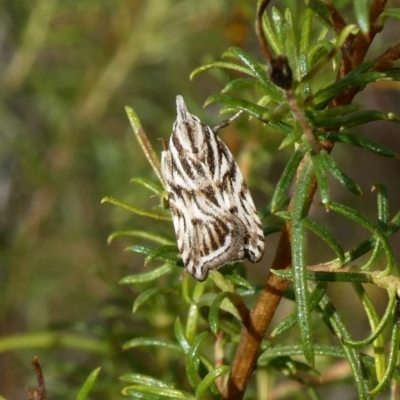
[1,1,399,398]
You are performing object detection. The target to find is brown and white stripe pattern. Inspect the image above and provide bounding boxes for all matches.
[161,95,265,281]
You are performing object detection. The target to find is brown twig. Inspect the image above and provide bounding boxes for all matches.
[324,1,347,34]
[373,43,400,72]
[255,0,274,63]
[25,356,47,400]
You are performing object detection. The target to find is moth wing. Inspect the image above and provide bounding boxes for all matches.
[160,97,265,281]
[205,134,265,263]
[169,193,247,281]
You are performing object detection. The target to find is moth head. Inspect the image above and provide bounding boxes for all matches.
[176,95,191,121]
[173,95,206,154]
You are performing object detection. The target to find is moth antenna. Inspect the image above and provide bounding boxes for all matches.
[158,137,168,151]
[212,110,243,133]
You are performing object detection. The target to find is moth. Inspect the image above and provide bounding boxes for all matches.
[161,95,265,281]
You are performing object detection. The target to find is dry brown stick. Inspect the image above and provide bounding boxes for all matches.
[25,356,47,400]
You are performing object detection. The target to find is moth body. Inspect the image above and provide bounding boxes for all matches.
[161,95,265,281]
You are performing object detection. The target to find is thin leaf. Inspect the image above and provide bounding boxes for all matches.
[122,337,182,352]
[195,366,230,398]
[299,8,313,62]
[313,64,388,106]
[0,332,109,354]
[221,78,263,93]
[301,25,358,85]
[120,373,172,387]
[377,7,400,26]
[197,292,241,321]
[101,196,171,221]
[279,126,302,148]
[208,292,236,334]
[315,282,372,399]
[208,270,236,292]
[130,177,165,195]
[133,288,178,313]
[271,268,373,284]
[361,184,389,270]
[227,47,283,102]
[303,217,345,264]
[185,282,205,343]
[263,225,281,236]
[321,132,398,158]
[190,61,253,81]
[271,148,306,212]
[107,230,173,246]
[320,150,363,196]
[343,288,396,348]
[120,263,176,284]
[125,245,152,256]
[174,317,190,353]
[259,343,347,364]
[224,272,254,290]
[125,107,164,185]
[309,104,359,119]
[370,315,400,395]
[291,158,315,365]
[354,0,370,34]
[126,245,181,265]
[283,9,299,81]
[311,110,400,129]
[260,5,281,54]
[267,120,294,137]
[307,40,335,69]
[352,283,386,380]
[269,282,327,338]
[305,0,337,29]
[205,94,277,123]
[75,367,101,400]
[375,183,389,230]
[328,202,395,275]
[276,211,345,266]
[383,68,400,81]
[311,151,330,204]
[299,8,314,97]
[185,332,210,388]
[144,245,180,266]
[271,7,285,52]
[122,385,192,399]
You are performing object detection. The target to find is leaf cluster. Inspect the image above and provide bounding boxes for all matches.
[107,1,400,399]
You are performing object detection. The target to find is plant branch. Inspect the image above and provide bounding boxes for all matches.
[324,0,347,33]
[333,0,388,106]
[223,1,393,398]
[373,43,400,72]
[224,157,318,399]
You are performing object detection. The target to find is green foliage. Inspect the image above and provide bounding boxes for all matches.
[2,0,400,399]
[109,1,400,399]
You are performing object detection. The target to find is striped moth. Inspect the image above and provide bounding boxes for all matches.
[161,96,265,281]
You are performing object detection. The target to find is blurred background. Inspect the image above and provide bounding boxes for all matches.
[1,0,399,399]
